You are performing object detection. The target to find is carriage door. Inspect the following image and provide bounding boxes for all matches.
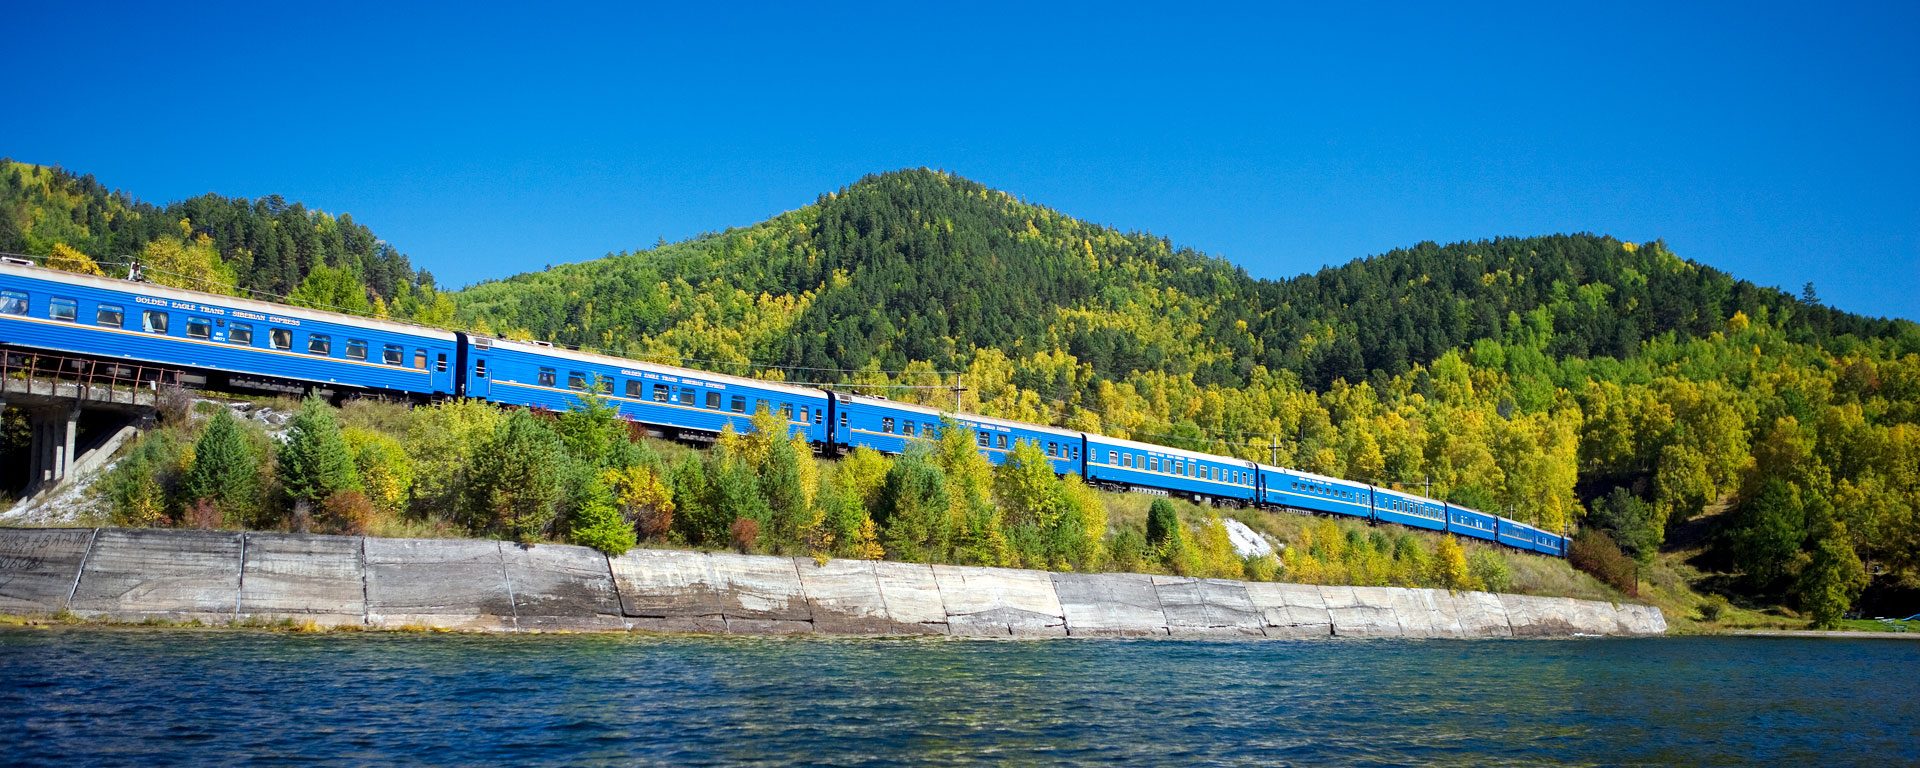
[468,355,492,398]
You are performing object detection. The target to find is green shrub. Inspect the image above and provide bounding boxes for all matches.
[1468,548,1512,593]
[343,428,413,518]
[1699,594,1730,622]
[97,430,183,526]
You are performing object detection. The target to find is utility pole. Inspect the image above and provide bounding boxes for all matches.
[950,374,967,412]
[1268,437,1281,466]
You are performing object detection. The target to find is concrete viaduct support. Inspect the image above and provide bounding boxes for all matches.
[0,349,168,502]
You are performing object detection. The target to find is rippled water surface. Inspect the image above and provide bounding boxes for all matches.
[2,630,1914,765]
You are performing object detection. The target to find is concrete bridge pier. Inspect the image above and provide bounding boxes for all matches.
[22,404,82,494]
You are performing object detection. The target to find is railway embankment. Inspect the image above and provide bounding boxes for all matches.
[0,527,1666,638]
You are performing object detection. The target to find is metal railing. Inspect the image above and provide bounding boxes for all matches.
[0,346,187,406]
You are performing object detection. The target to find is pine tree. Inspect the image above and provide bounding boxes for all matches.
[277,397,359,531]
[876,450,951,563]
[465,410,567,543]
[1146,498,1180,550]
[568,472,636,555]
[183,408,260,527]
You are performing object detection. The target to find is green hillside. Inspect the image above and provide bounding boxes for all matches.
[0,159,452,323]
[5,163,1918,626]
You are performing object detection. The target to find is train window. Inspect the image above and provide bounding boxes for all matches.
[474,359,488,378]
[307,333,330,355]
[0,290,25,315]
[1149,457,1159,471]
[653,384,670,403]
[1108,450,1118,464]
[567,371,588,391]
[996,434,1008,450]
[97,304,124,328]
[707,392,721,409]
[1122,454,1133,468]
[1045,442,1056,457]
[799,406,810,423]
[902,420,914,436]
[882,417,894,434]
[346,339,368,360]
[143,310,169,334]
[839,411,848,428]
[626,380,643,398]
[756,399,767,415]
[977,431,989,447]
[814,411,823,425]
[730,395,746,413]
[678,389,694,406]
[437,354,448,373]
[782,404,794,420]
[50,297,77,322]
[382,343,402,364]
[187,317,212,340]
[414,350,427,369]
[539,368,557,387]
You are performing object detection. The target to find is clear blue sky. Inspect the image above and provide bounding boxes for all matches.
[7,2,1917,319]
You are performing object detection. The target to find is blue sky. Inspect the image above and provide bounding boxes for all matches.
[7,2,1917,319]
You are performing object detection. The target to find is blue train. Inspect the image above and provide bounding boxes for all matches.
[0,258,1568,557]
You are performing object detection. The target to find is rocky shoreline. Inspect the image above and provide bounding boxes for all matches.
[0,527,1666,638]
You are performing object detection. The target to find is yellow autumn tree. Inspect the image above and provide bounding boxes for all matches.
[47,243,105,276]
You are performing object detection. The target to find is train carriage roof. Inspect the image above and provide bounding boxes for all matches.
[1,260,457,341]
[837,391,1078,438]
[1256,463,1371,488]
[1090,432,1256,466]
[480,337,828,401]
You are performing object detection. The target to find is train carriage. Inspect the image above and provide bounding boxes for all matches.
[1441,502,1500,542]
[471,337,829,444]
[1259,465,1373,519]
[1369,485,1448,532]
[0,260,457,397]
[1530,529,1567,557]
[833,392,1082,473]
[1086,433,1256,504]
[1496,518,1539,551]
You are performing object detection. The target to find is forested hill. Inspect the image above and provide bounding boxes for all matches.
[0,160,450,322]
[7,161,1919,622]
[455,169,1911,390]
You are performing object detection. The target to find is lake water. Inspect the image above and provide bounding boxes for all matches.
[1,630,1913,765]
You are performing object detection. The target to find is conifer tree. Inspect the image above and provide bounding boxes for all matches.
[277,396,359,531]
[183,408,259,526]
[465,410,566,543]
[568,471,636,555]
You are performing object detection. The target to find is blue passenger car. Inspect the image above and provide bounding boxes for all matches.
[1441,502,1499,542]
[0,261,457,397]
[1496,518,1537,551]
[1084,434,1256,503]
[470,337,829,444]
[1531,529,1566,557]
[1369,486,1447,532]
[835,392,1081,473]
[1259,465,1374,519]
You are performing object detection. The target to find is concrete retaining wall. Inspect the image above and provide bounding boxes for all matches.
[0,527,1668,637]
